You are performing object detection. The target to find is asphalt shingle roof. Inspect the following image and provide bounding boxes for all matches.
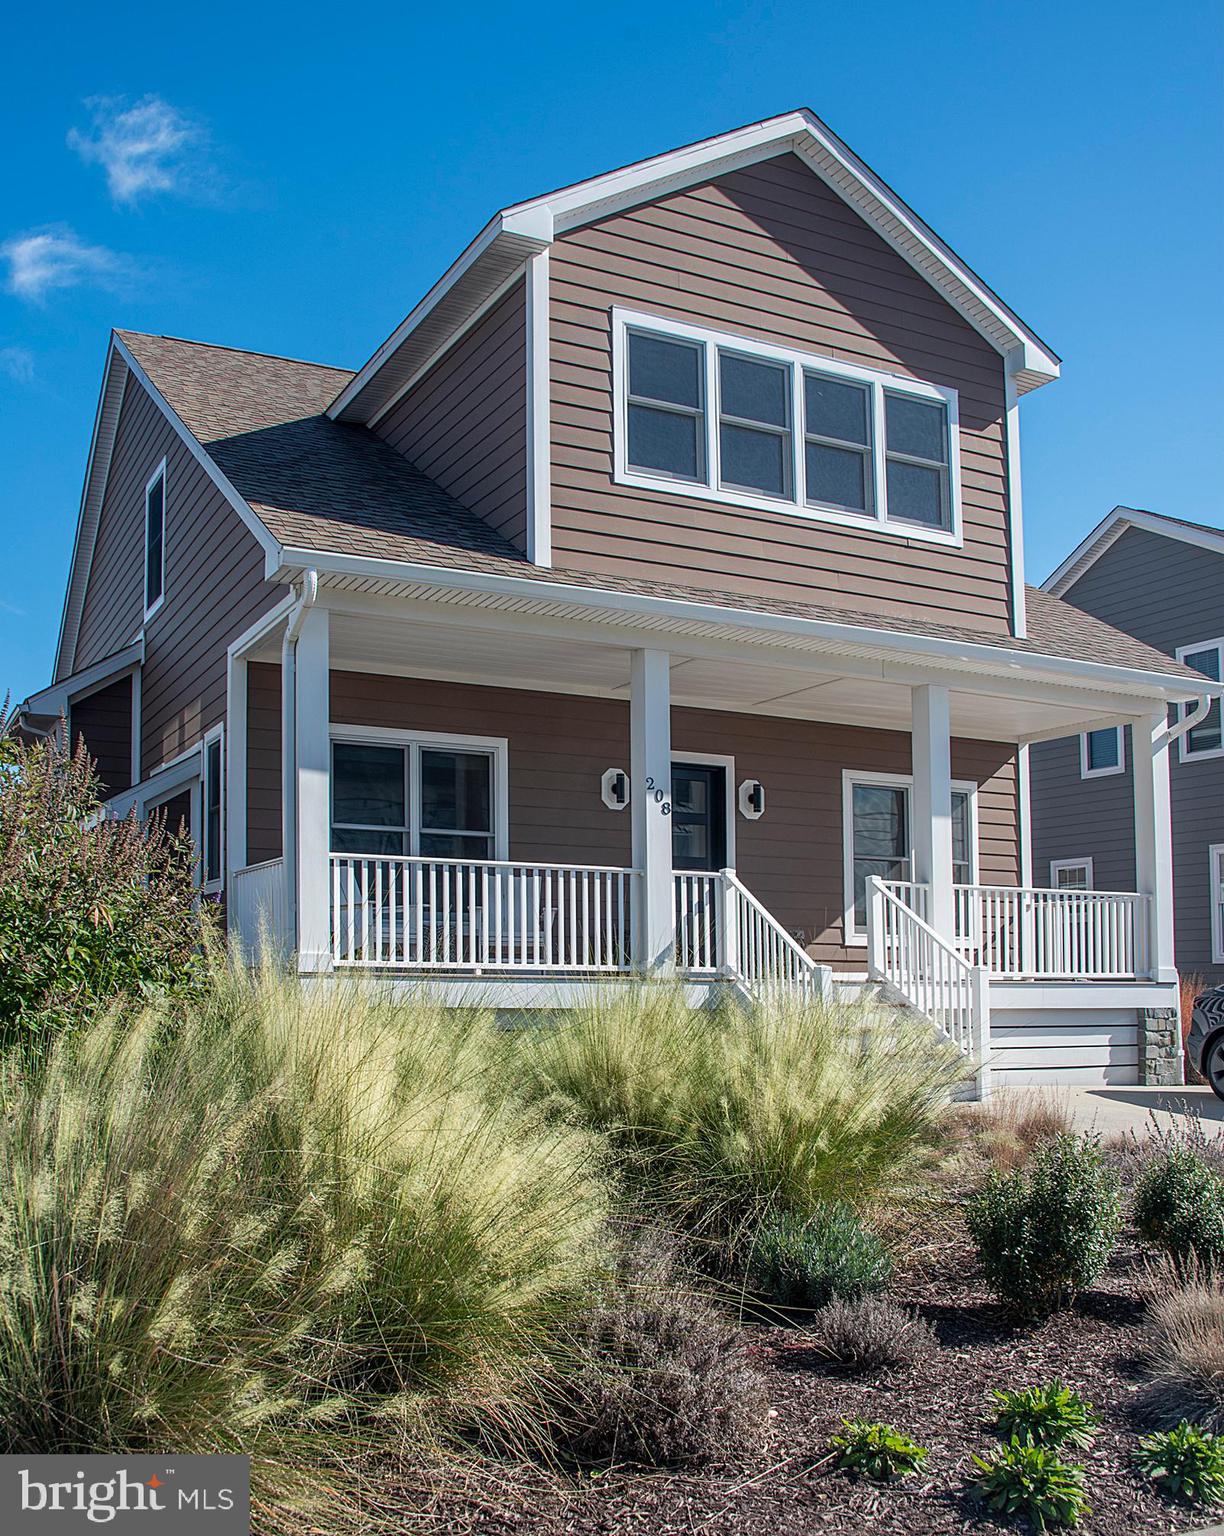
[118,331,1209,687]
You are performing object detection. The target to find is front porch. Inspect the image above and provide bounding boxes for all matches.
[223,576,1188,1093]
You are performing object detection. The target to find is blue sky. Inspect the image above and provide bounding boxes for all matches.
[2,0,1221,704]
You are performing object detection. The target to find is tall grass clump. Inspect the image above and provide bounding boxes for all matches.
[0,964,607,1527]
[508,985,962,1249]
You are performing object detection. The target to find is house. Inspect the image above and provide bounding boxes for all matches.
[1031,507,1224,997]
[16,110,1219,1094]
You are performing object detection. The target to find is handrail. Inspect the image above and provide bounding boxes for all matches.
[672,869,828,1000]
[723,870,826,995]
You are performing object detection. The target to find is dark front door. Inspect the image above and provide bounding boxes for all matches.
[671,762,727,872]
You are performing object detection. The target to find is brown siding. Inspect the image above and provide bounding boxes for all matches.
[314,671,1019,971]
[69,676,133,799]
[375,279,528,550]
[549,153,1013,632]
[247,660,283,865]
[72,378,286,781]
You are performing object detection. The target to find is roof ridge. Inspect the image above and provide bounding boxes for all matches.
[117,329,354,377]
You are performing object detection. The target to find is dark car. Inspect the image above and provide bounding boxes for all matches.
[1186,985,1224,1099]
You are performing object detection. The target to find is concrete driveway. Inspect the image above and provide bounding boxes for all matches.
[1009,1083,1223,1138]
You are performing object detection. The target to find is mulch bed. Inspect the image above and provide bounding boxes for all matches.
[384,1225,1215,1535]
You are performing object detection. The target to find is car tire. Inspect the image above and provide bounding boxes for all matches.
[1205,1033,1224,1102]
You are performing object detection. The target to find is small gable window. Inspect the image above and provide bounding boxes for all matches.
[144,460,166,617]
[615,310,961,545]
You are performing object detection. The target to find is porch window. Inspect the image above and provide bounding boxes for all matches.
[1081,726,1124,779]
[330,738,497,859]
[1177,639,1224,761]
[844,773,975,936]
[1051,858,1093,892]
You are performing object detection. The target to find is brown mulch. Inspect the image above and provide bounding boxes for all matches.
[381,1225,1215,1536]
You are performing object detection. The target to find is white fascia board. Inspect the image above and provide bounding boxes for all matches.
[24,637,145,717]
[112,336,284,574]
[273,546,1219,704]
[1044,505,1224,596]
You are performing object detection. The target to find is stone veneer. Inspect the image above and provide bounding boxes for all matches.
[1141,1007,1183,1087]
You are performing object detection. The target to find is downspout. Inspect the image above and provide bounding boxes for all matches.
[1164,693,1213,749]
[281,570,318,951]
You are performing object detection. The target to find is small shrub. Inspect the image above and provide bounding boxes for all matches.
[747,1204,892,1309]
[992,1381,1099,1450]
[971,1441,1090,1530]
[559,1231,768,1466]
[1134,1144,1224,1270]
[1137,1256,1224,1431]
[809,1294,937,1372]
[1137,1420,1224,1506]
[829,1419,927,1481]
[965,1135,1121,1319]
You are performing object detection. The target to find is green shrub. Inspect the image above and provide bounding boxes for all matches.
[809,1294,938,1372]
[1138,1256,1224,1431]
[965,1135,1121,1319]
[509,985,962,1243]
[0,706,205,1048]
[1137,1420,1224,1506]
[992,1381,1098,1450]
[557,1229,768,1466]
[829,1419,927,1481]
[971,1441,1090,1530]
[1134,1144,1224,1270]
[747,1204,892,1309]
[0,967,607,1523]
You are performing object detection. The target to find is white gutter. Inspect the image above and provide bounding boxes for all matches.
[1165,693,1214,746]
[281,571,318,951]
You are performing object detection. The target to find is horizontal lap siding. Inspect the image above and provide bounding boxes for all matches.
[312,672,1019,971]
[69,676,133,799]
[1030,734,1137,895]
[549,153,1013,631]
[375,279,528,550]
[247,661,283,865]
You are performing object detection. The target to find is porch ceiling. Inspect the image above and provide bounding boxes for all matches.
[244,606,1152,746]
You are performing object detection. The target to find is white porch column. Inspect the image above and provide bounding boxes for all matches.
[911,683,955,944]
[293,606,332,973]
[630,648,675,972]
[1132,711,1176,983]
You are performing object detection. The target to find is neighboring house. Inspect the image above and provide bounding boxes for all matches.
[1031,507,1224,988]
[16,110,1219,1092]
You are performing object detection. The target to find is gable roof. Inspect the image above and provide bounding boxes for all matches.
[1043,505,1224,598]
[328,108,1061,425]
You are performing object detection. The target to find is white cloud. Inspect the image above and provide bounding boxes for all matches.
[0,346,34,383]
[1,227,128,303]
[68,94,212,205]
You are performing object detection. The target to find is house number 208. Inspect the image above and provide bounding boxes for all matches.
[643,777,672,815]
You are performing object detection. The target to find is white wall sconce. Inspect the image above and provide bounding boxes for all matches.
[601,767,630,810]
[739,779,765,819]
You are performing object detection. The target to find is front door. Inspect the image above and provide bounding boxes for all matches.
[671,762,727,872]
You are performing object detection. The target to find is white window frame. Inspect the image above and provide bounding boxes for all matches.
[841,769,979,945]
[1211,845,1224,966]
[201,723,225,894]
[612,308,963,547]
[1050,857,1094,892]
[328,725,510,861]
[143,458,167,621]
[1176,638,1224,762]
[1080,725,1124,780]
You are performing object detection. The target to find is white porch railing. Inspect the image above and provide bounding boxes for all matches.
[881,880,1151,980]
[868,877,987,1061]
[674,869,828,999]
[329,855,636,971]
[230,858,289,956]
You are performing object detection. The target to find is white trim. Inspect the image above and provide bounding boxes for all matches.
[670,749,736,870]
[328,725,510,862]
[525,249,552,565]
[1080,724,1125,779]
[22,638,144,719]
[1210,845,1224,966]
[611,307,963,548]
[840,768,978,945]
[1176,638,1224,762]
[201,723,225,893]
[143,457,167,621]
[130,664,142,787]
[1051,857,1094,892]
[1043,506,1224,597]
[1003,363,1027,637]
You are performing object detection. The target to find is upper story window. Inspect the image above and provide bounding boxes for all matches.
[1176,638,1224,762]
[614,310,961,546]
[144,459,166,618]
[1080,725,1124,779]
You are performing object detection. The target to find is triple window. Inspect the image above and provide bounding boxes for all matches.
[618,311,958,541]
[144,460,166,618]
[1176,639,1224,761]
[330,735,502,860]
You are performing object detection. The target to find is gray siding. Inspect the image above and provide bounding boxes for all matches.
[1031,525,1224,981]
[549,153,1016,632]
[375,278,528,550]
